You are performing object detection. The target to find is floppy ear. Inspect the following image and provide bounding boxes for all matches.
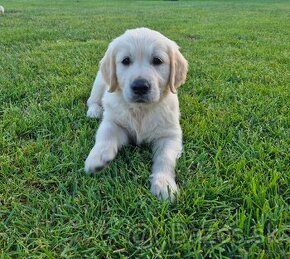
[168,45,188,93]
[100,43,118,93]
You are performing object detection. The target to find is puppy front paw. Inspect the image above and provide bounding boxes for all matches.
[150,174,178,202]
[85,146,116,174]
[87,104,103,119]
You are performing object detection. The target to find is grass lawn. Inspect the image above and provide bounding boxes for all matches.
[0,0,289,257]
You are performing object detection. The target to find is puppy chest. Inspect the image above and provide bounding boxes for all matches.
[126,112,154,144]
[119,110,172,144]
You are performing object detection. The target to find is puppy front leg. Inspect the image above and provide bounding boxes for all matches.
[150,136,182,201]
[87,71,106,118]
[85,120,128,174]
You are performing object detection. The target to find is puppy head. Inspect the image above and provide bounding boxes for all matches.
[100,28,188,103]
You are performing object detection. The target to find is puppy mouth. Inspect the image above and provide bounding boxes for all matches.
[123,92,150,104]
[134,97,149,103]
[130,94,151,103]
[123,87,159,104]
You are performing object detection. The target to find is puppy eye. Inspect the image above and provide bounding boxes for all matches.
[121,57,131,66]
[152,57,163,66]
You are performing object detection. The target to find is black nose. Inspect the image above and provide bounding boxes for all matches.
[131,79,151,95]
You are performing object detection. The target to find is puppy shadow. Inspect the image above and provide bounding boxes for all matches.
[89,144,152,182]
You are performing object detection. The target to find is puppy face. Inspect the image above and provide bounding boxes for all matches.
[100,28,188,104]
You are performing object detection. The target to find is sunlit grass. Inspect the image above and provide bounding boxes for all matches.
[0,0,289,257]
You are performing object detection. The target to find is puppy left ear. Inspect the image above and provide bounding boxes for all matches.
[100,42,118,93]
[168,44,188,93]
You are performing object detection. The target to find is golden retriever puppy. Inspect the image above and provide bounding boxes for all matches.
[0,5,4,15]
[85,28,188,201]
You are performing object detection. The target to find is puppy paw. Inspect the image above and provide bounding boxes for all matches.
[150,174,178,202]
[87,104,103,119]
[85,146,115,174]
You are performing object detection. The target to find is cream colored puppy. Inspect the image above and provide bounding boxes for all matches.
[85,28,188,201]
[0,6,4,15]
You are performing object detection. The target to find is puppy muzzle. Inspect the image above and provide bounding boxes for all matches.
[130,78,152,103]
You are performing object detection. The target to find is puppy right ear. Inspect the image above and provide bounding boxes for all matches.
[100,43,118,92]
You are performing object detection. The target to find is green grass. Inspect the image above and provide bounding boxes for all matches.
[0,0,289,257]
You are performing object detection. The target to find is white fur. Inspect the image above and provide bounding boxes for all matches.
[0,6,4,15]
[85,28,188,201]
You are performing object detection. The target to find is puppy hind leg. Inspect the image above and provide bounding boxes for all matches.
[87,71,106,118]
[85,121,129,174]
